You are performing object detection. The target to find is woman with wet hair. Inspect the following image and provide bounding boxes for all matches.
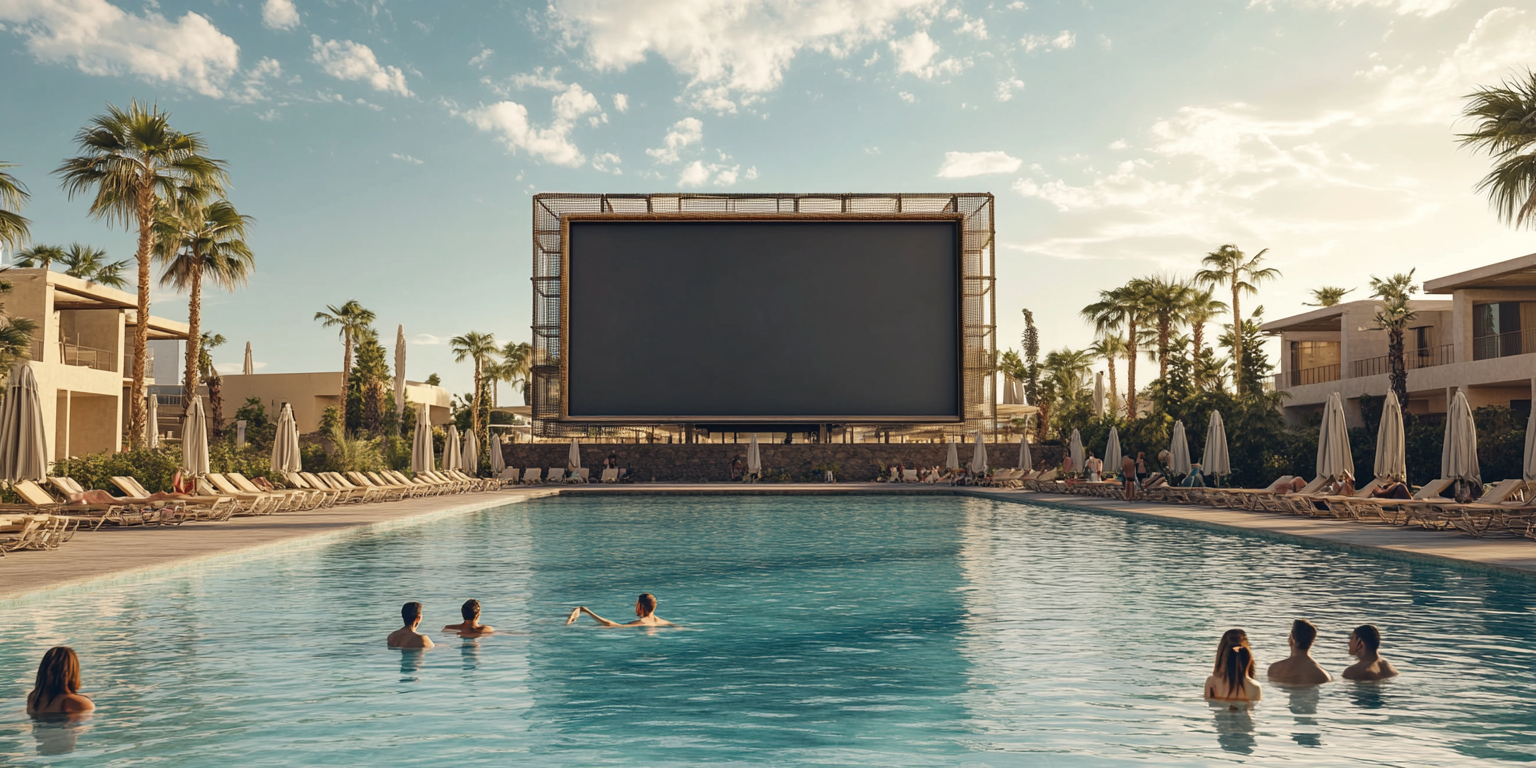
[26,647,94,716]
[1204,629,1263,702]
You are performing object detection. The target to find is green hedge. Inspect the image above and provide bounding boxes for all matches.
[52,443,279,495]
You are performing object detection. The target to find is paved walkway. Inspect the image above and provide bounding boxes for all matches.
[3,484,1530,607]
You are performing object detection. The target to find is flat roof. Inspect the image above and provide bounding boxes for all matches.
[1261,298,1451,334]
[1424,251,1536,293]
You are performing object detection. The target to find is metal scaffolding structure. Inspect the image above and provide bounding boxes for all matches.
[531,192,997,439]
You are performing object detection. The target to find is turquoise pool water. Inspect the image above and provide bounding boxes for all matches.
[2,495,1534,766]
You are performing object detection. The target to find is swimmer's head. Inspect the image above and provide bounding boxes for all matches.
[401,601,423,626]
[461,599,481,621]
[1291,619,1318,651]
[1352,624,1382,652]
[636,593,657,617]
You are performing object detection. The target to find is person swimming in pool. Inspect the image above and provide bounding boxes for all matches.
[566,593,675,627]
[1342,624,1399,681]
[443,599,494,636]
[387,602,434,649]
[27,647,94,717]
[1267,619,1332,685]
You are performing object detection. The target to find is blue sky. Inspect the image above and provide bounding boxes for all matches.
[1,0,1533,398]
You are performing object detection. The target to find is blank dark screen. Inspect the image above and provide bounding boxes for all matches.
[565,219,960,420]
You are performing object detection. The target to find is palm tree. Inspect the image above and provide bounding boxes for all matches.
[1082,283,1150,417]
[314,300,376,432]
[156,195,255,407]
[1037,347,1093,440]
[1195,244,1280,396]
[12,244,64,271]
[1305,286,1354,307]
[199,332,227,439]
[57,243,129,288]
[500,340,532,405]
[56,101,227,446]
[1135,275,1194,381]
[1459,71,1536,229]
[0,275,38,373]
[0,162,30,251]
[1369,270,1418,408]
[451,331,498,443]
[1183,287,1228,361]
[1087,334,1124,417]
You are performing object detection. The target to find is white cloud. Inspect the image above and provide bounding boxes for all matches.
[1006,1,1027,8]
[463,83,601,167]
[262,0,299,30]
[550,0,943,112]
[509,67,566,90]
[937,151,1023,178]
[889,31,968,79]
[233,57,283,103]
[1371,7,1536,124]
[1249,0,1460,17]
[390,152,423,164]
[613,93,628,112]
[678,160,744,187]
[469,48,494,68]
[956,17,987,39]
[646,117,703,163]
[592,151,622,173]
[311,36,412,96]
[996,76,1024,101]
[1022,30,1075,52]
[0,0,241,97]
[411,333,446,345]
[898,90,916,102]
[1108,139,1128,150]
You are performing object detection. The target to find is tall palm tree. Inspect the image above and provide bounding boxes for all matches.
[1369,270,1418,409]
[0,162,30,251]
[1135,275,1194,381]
[1087,334,1124,417]
[451,331,498,443]
[1459,71,1536,229]
[1183,287,1228,361]
[156,195,255,407]
[1037,347,1093,440]
[314,300,376,432]
[1195,244,1280,396]
[500,340,532,405]
[56,101,227,446]
[1304,286,1354,308]
[12,244,65,271]
[1082,282,1150,417]
[199,332,227,439]
[57,243,129,288]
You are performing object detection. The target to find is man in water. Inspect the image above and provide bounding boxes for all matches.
[566,593,675,627]
[443,599,494,636]
[1342,624,1399,680]
[1267,619,1332,685]
[387,602,434,649]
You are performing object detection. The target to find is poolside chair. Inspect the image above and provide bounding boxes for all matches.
[451,470,497,491]
[344,472,407,501]
[546,468,564,484]
[367,472,425,498]
[111,476,234,522]
[901,469,919,483]
[564,468,589,484]
[321,473,386,503]
[282,473,345,507]
[386,470,443,496]
[300,472,367,504]
[599,467,619,483]
[498,467,522,488]
[227,472,316,511]
[520,468,543,486]
[7,479,146,530]
[204,474,281,515]
[427,471,470,493]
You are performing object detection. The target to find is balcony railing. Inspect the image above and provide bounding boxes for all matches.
[1473,330,1536,361]
[1351,343,1454,378]
[1273,363,1340,390]
[29,339,119,372]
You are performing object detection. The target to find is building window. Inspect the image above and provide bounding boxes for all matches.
[1473,302,1536,360]
[1288,340,1340,385]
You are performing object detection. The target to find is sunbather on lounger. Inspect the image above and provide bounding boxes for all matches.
[1279,477,1309,494]
[443,599,494,636]
[566,593,674,627]
[1370,482,1411,500]
[388,602,434,649]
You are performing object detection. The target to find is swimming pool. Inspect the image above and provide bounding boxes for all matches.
[2,494,1534,766]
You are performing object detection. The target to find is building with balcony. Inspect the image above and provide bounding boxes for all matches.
[216,372,453,434]
[6,268,190,460]
[1263,252,1536,427]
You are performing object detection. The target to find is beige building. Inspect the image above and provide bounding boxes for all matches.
[1263,252,1536,427]
[218,372,452,434]
[6,268,190,460]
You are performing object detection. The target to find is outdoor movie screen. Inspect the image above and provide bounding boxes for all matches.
[562,215,962,422]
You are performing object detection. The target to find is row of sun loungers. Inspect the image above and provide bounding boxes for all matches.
[1015,470,1536,539]
[506,467,626,485]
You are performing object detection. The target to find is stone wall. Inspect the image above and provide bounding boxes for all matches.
[494,442,1064,483]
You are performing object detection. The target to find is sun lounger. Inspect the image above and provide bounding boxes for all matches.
[390,470,445,495]
[345,471,407,501]
[520,468,543,486]
[1022,469,1058,491]
[498,467,521,488]
[545,468,564,484]
[8,479,146,529]
[0,515,54,554]
[283,472,344,507]
[321,472,386,503]
[564,468,589,484]
[426,471,469,493]
[300,472,367,504]
[228,472,316,510]
[599,467,619,483]
[450,470,496,491]
[204,474,280,515]
[111,476,233,522]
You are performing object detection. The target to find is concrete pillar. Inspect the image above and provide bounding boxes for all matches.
[1338,306,1351,380]
[1452,290,1473,363]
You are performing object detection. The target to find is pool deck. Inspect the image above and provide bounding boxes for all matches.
[2,484,1532,606]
